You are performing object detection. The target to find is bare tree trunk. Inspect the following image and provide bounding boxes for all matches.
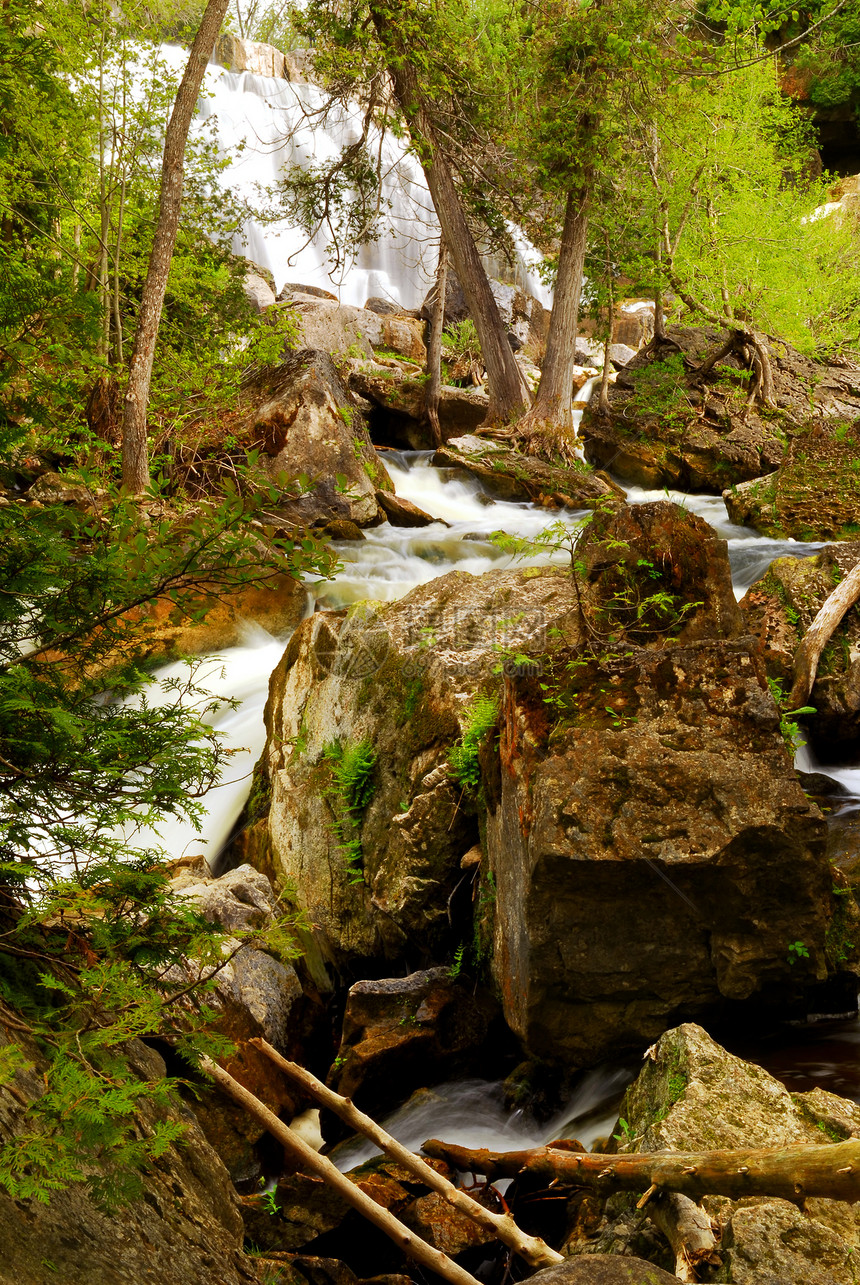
[597,228,614,416]
[648,1191,719,1281]
[251,1038,563,1270]
[368,1,529,426]
[200,1056,483,1285]
[422,1138,860,1204]
[790,558,860,709]
[424,239,447,447]
[121,0,230,493]
[517,185,590,460]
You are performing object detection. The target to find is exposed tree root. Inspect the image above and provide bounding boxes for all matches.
[513,411,580,466]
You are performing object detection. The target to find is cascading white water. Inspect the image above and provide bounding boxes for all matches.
[156,46,553,310]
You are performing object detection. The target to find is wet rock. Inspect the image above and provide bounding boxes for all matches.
[725,420,860,539]
[401,1190,496,1255]
[486,503,838,1066]
[279,283,339,302]
[375,490,437,527]
[528,1258,683,1284]
[247,350,393,527]
[327,968,499,1122]
[215,32,288,77]
[323,518,367,541]
[0,1031,257,1285]
[252,567,582,972]
[433,435,624,510]
[740,541,860,747]
[582,326,860,494]
[420,273,549,355]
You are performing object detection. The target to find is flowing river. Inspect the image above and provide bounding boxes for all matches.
[141,439,860,1164]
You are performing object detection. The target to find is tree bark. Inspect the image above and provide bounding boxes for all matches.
[424,239,447,447]
[790,558,860,709]
[121,0,230,493]
[422,1138,860,1204]
[251,1038,563,1270]
[517,184,589,460]
[647,1191,719,1282]
[368,1,529,426]
[200,1056,483,1285]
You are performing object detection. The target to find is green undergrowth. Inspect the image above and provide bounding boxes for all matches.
[323,738,377,883]
[449,693,500,793]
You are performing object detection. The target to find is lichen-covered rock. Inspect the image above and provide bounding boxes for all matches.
[433,436,624,510]
[327,968,499,1122]
[724,421,860,539]
[605,1024,860,1285]
[582,327,860,494]
[0,1032,257,1285]
[247,350,393,527]
[740,541,860,747]
[253,567,582,974]
[486,504,837,1066]
[715,1202,859,1285]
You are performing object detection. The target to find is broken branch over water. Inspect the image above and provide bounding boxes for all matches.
[421,1138,860,1204]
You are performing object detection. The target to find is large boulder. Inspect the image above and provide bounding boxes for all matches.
[433,435,624,510]
[582,327,860,494]
[348,360,492,448]
[0,1031,257,1285]
[485,502,844,1066]
[249,567,583,977]
[247,350,393,527]
[326,968,500,1122]
[725,420,860,539]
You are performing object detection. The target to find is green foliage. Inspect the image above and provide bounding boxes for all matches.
[788,939,810,964]
[0,454,330,1203]
[449,694,499,792]
[323,739,377,882]
[625,355,691,426]
[766,677,816,751]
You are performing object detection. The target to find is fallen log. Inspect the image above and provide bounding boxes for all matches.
[790,557,860,710]
[199,1056,482,1285]
[250,1037,563,1269]
[646,1191,719,1282]
[422,1138,860,1205]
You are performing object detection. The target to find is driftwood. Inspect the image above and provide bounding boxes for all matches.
[200,1056,483,1285]
[251,1037,563,1269]
[790,558,860,710]
[647,1191,719,1282]
[422,1138,860,1205]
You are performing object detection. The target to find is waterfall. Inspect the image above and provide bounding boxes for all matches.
[159,45,554,310]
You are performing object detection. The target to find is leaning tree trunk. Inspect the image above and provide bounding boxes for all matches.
[790,557,860,710]
[517,183,590,460]
[121,0,230,493]
[422,1138,860,1205]
[368,2,529,426]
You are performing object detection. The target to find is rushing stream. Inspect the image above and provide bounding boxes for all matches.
[144,441,860,1160]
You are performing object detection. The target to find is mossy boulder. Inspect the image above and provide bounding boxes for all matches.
[725,420,860,539]
[607,1025,860,1285]
[433,435,625,509]
[251,567,582,978]
[485,505,842,1067]
[581,327,860,494]
[740,541,860,746]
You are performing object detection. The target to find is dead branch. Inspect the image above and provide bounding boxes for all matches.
[422,1138,860,1205]
[790,557,860,710]
[250,1038,563,1269]
[200,1056,483,1285]
[647,1191,719,1282]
